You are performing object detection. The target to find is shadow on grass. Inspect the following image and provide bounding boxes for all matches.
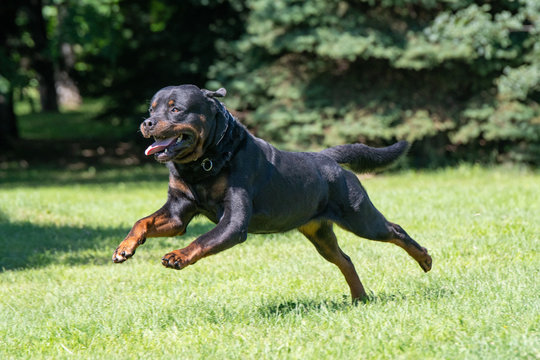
[0,218,214,272]
[258,286,454,316]
[361,286,454,305]
[258,298,352,317]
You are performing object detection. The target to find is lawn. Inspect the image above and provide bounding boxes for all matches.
[15,98,135,141]
[0,165,538,359]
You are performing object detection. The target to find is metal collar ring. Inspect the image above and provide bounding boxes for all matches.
[201,158,213,172]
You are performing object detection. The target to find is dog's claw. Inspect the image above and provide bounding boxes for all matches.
[162,250,190,270]
[112,245,136,263]
[112,251,126,263]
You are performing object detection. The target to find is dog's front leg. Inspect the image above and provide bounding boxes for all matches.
[112,199,196,263]
[161,188,251,270]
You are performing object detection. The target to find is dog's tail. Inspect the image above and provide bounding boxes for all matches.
[320,140,409,173]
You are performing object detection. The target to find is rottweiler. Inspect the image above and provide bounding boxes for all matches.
[112,84,432,301]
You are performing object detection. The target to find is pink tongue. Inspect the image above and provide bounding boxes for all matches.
[144,137,177,156]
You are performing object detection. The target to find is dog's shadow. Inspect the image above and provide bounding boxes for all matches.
[258,297,353,318]
[258,286,453,317]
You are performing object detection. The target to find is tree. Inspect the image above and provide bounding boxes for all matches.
[24,0,59,112]
[99,0,246,121]
[210,0,540,165]
[0,1,21,147]
[1,0,247,146]
[2,0,538,165]
[1,0,60,148]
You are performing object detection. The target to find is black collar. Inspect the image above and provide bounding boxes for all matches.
[169,103,246,183]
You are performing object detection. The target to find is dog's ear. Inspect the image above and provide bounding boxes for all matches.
[202,88,227,98]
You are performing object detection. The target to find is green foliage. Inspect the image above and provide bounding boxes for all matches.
[210,0,540,165]
[3,0,247,119]
[4,0,539,165]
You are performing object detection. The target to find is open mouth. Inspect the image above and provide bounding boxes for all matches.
[144,132,194,162]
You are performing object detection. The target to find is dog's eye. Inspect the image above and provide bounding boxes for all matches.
[171,107,180,113]
[148,108,154,113]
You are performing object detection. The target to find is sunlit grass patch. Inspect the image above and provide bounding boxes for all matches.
[16,98,134,141]
[0,166,538,359]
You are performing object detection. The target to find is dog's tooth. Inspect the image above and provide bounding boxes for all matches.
[177,134,183,143]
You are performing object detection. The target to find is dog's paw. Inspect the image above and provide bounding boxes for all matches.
[418,248,432,272]
[112,241,138,263]
[161,250,190,270]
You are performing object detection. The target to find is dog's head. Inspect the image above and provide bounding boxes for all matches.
[141,84,227,163]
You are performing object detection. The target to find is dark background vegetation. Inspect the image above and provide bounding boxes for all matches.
[1,0,539,168]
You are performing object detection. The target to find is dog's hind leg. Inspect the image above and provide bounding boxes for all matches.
[337,197,432,273]
[385,222,432,272]
[298,220,367,302]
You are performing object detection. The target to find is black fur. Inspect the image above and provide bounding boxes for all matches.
[112,84,432,301]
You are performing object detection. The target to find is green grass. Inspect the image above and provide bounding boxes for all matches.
[16,98,135,141]
[0,165,538,359]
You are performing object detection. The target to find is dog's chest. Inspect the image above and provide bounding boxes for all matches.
[191,174,228,220]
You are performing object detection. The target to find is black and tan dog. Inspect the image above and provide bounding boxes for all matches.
[112,84,432,301]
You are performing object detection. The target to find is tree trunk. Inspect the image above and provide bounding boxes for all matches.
[55,40,82,109]
[0,89,18,148]
[27,0,59,112]
[0,1,20,147]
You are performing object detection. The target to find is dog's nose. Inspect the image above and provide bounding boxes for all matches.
[143,118,156,130]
